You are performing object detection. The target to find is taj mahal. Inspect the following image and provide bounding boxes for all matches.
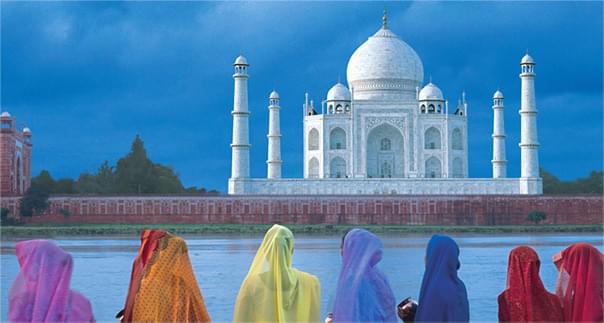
[228,12,542,195]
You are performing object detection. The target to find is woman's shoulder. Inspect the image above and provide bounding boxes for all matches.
[68,291,95,322]
[296,270,319,283]
[293,270,320,292]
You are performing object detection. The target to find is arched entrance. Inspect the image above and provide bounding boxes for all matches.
[329,157,346,178]
[366,123,404,178]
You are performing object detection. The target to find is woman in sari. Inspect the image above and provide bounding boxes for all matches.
[332,229,397,322]
[415,235,469,323]
[553,242,603,322]
[120,230,211,323]
[233,224,320,322]
[497,246,562,322]
[8,240,95,323]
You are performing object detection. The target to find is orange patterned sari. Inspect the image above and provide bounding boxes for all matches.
[122,230,211,323]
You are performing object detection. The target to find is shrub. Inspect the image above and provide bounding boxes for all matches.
[19,187,50,217]
[1,207,22,225]
[527,211,547,224]
[59,208,72,218]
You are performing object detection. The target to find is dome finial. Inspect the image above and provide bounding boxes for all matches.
[429,74,432,83]
[382,6,388,29]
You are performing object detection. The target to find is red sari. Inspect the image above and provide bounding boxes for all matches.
[554,243,603,322]
[498,246,563,322]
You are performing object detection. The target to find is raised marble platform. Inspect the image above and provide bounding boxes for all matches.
[228,177,542,195]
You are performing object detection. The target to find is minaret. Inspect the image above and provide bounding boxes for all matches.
[491,90,507,178]
[519,52,542,194]
[267,90,282,179]
[230,54,250,181]
[519,53,539,178]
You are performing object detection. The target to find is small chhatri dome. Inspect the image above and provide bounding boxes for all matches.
[327,82,351,101]
[521,53,535,65]
[269,90,280,100]
[0,111,11,117]
[419,82,444,101]
[22,127,31,134]
[234,54,248,66]
[493,90,504,99]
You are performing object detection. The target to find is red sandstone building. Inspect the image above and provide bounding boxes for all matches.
[0,111,32,196]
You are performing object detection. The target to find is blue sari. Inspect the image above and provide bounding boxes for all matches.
[333,229,397,322]
[415,235,470,322]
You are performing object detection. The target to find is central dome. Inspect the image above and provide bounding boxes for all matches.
[346,25,423,99]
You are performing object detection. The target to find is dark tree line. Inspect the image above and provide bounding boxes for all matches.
[541,168,603,195]
[30,135,219,196]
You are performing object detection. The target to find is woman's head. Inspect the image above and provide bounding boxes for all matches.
[341,229,383,267]
[553,242,603,322]
[505,246,541,290]
[554,243,602,274]
[15,240,73,282]
[10,240,79,323]
[264,224,294,264]
[425,235,460,272]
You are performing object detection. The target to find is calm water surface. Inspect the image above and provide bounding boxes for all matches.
[1,233,602,322]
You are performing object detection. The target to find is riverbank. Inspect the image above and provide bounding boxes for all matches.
[1,223,602,238]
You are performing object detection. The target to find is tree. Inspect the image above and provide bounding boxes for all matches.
[114,135,155,193]
[31,170,55,193]
[113,135,185,194]
[19,187,50,217]
[152,164,184,194]
[30,135,215,195]
[55,178,76,194]
[96,160,115,193]
[575,171,603,194]
[541,168,604,195]
[75,173,102,194]
[527,211,547,224]
[541,168,561,194]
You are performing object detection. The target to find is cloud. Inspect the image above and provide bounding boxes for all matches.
[1,1,601,191]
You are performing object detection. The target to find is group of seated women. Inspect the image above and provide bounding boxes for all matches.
[8,224,604,322]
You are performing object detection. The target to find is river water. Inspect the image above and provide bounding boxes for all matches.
[1,233,602,322]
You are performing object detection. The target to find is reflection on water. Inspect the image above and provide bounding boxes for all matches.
[1,233,602,322]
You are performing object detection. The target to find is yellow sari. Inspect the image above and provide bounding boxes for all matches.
[130,232,211,322]
[233,224,320,322]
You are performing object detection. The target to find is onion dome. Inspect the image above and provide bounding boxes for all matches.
[419,82,444,101]
[327,82,351,101]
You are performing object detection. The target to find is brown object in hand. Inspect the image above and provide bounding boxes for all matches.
[397,297,418,323]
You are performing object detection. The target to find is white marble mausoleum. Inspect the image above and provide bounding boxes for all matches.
[228,12,542,195]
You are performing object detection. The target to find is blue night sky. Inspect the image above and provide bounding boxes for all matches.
[2,1,602,192]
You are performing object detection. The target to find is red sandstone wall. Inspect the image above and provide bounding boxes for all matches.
[1,195,602,225]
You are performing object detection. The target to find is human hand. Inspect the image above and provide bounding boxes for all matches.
[324,312,333,323]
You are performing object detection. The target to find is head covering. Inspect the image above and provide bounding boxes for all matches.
[122,230,166,322]
[497,246,563,322]
[8,240,95,323]
[233,224,320,322]
[554,243,603,322]
[333,229,397,322]
[123,230,211,323]
[415,235,469,323]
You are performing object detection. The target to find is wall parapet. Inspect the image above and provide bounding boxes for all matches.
[1,195,601,225]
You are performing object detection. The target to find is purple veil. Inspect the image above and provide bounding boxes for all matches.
[333,229,397,322]
[415,235,469,323]
[8,240,94,323]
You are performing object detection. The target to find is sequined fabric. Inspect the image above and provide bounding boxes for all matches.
[497,246,563,322]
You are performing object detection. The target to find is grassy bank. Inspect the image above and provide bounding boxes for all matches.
[1,223,602,238]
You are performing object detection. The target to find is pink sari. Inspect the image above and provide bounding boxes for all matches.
[8,240,95,323]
